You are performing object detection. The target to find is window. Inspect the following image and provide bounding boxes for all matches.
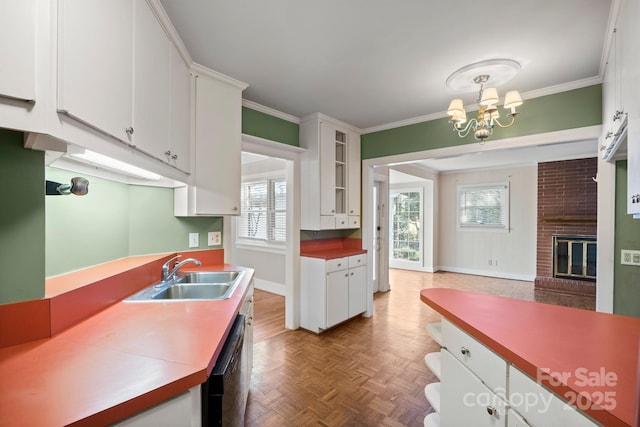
[390,189,422,263]
[238,178,286,243]
[457,182,509,230]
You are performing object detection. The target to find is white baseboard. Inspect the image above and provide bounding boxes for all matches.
[254,278,286,296]
[438,266,534,282]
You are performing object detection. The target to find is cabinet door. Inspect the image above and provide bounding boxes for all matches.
[132,0,171,162]
[57,0,133,143]
[0,0,35,102]
[441,350,507,427]
[326,270,349,328]
[192,74,242,215]
[347,130,361,218]
[507,409,530,427]
[319,121,337,216]
[620,0,640,214]
[169,45,191,173]
[509,366,599,427]
[348,265,367,317]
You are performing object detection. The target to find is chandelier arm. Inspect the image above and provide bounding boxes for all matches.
[453,118,477,138]
[492,114,516,128]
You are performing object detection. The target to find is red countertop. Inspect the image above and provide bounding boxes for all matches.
[421,288,640,427]
[0,253,254,427]
[300,237,366,259]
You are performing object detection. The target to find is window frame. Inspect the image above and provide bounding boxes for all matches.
[237,174,287,249]
[457,182,510,231]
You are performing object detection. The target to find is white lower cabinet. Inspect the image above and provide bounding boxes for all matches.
[438,318,599,427]
[112,386,201,427]
[509,367,599,427]
[441,350,508,427]
[300,254,367,333]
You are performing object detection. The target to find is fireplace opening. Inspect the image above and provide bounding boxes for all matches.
[553,235,596,282]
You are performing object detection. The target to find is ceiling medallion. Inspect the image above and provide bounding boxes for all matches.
[445,59,523,143]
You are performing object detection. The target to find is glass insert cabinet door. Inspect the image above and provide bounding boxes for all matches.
[390,189,422,266]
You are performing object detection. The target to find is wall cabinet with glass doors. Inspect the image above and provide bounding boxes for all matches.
[300,113,361,230]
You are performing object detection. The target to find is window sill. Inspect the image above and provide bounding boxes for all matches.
[235,240,285,255]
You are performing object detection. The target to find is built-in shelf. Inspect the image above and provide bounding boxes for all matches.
[424,382,441,414]
[423,412,440,427]
[425,322,442,346]
[424,352,442,380]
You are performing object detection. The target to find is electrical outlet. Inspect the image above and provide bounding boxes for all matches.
[621,249,640,266]
[208,231,221,246]
[189,233,199,248]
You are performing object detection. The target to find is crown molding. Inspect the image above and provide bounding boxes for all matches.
[242,100,300,124]
[147,0,192,66]
[300,112,362,134]
[362,76,604,135]
[190,63,248,90]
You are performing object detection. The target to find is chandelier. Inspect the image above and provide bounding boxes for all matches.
[445,60,523,143]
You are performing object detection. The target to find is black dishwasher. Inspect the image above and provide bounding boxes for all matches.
[202,314,246,426]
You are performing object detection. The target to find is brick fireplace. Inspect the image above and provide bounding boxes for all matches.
[535,158,597,296]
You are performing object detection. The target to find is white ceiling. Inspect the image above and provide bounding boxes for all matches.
[160,0,613,172]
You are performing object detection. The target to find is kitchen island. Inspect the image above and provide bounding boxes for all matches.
[0,251,254,426]
[421,288,640,427]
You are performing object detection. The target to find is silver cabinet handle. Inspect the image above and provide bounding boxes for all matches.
[125,127,134,135]
[172,154,178,160]
[486,406,496,416]
[165,150,172,156]
[460,347,470,356]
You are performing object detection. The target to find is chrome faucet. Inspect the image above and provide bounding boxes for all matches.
[161,256,202,282]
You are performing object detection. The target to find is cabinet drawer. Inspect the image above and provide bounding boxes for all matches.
[326,257,349,273]
[442,319,507,395]
[509,366,599,427]
[348,216,360,228]
[348,254,366,268]
[335,215,350,229]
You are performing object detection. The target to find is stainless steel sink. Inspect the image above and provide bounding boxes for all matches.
[125,270,243,302]
[175,271,240,284]
[152,283,233,300]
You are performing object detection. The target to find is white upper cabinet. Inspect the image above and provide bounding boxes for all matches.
[174,68,247,216]
[169,44,191,173]
[619,0,640,215]
[0,0,36,102]
[300,114,362,230]
[57,0,191,174]
[57,0,134,143]
[132,0,171,164]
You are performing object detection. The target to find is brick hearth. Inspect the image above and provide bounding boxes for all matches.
[535,158,597,296]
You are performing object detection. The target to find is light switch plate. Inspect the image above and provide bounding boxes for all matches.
[189,233,199,248]
[621,249,640,266]
[208,231,221,246]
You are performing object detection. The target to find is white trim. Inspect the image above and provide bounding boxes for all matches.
[365,125,602,168]
[600,0,623,80]
[242,133,306,156]
[190,62,248,90]
[147,0,193,66]
[242,99,301,124]
[361,80,603,134]
[300,112,362,134]
[438,266,534,282]
[254,278,286,296]
[235,241,285,255]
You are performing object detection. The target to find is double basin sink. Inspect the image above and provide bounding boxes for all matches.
[125,270,243,302]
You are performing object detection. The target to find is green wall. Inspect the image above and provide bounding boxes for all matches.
[242,107,300,146]
[45,168,223,277]
[361,85,603,159]
[0,129,45,303]
[614,160,640,317]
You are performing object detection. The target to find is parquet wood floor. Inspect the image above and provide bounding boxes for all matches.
[245,270,595,426]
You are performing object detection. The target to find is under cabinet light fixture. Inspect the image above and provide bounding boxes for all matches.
[68,150,162,180]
